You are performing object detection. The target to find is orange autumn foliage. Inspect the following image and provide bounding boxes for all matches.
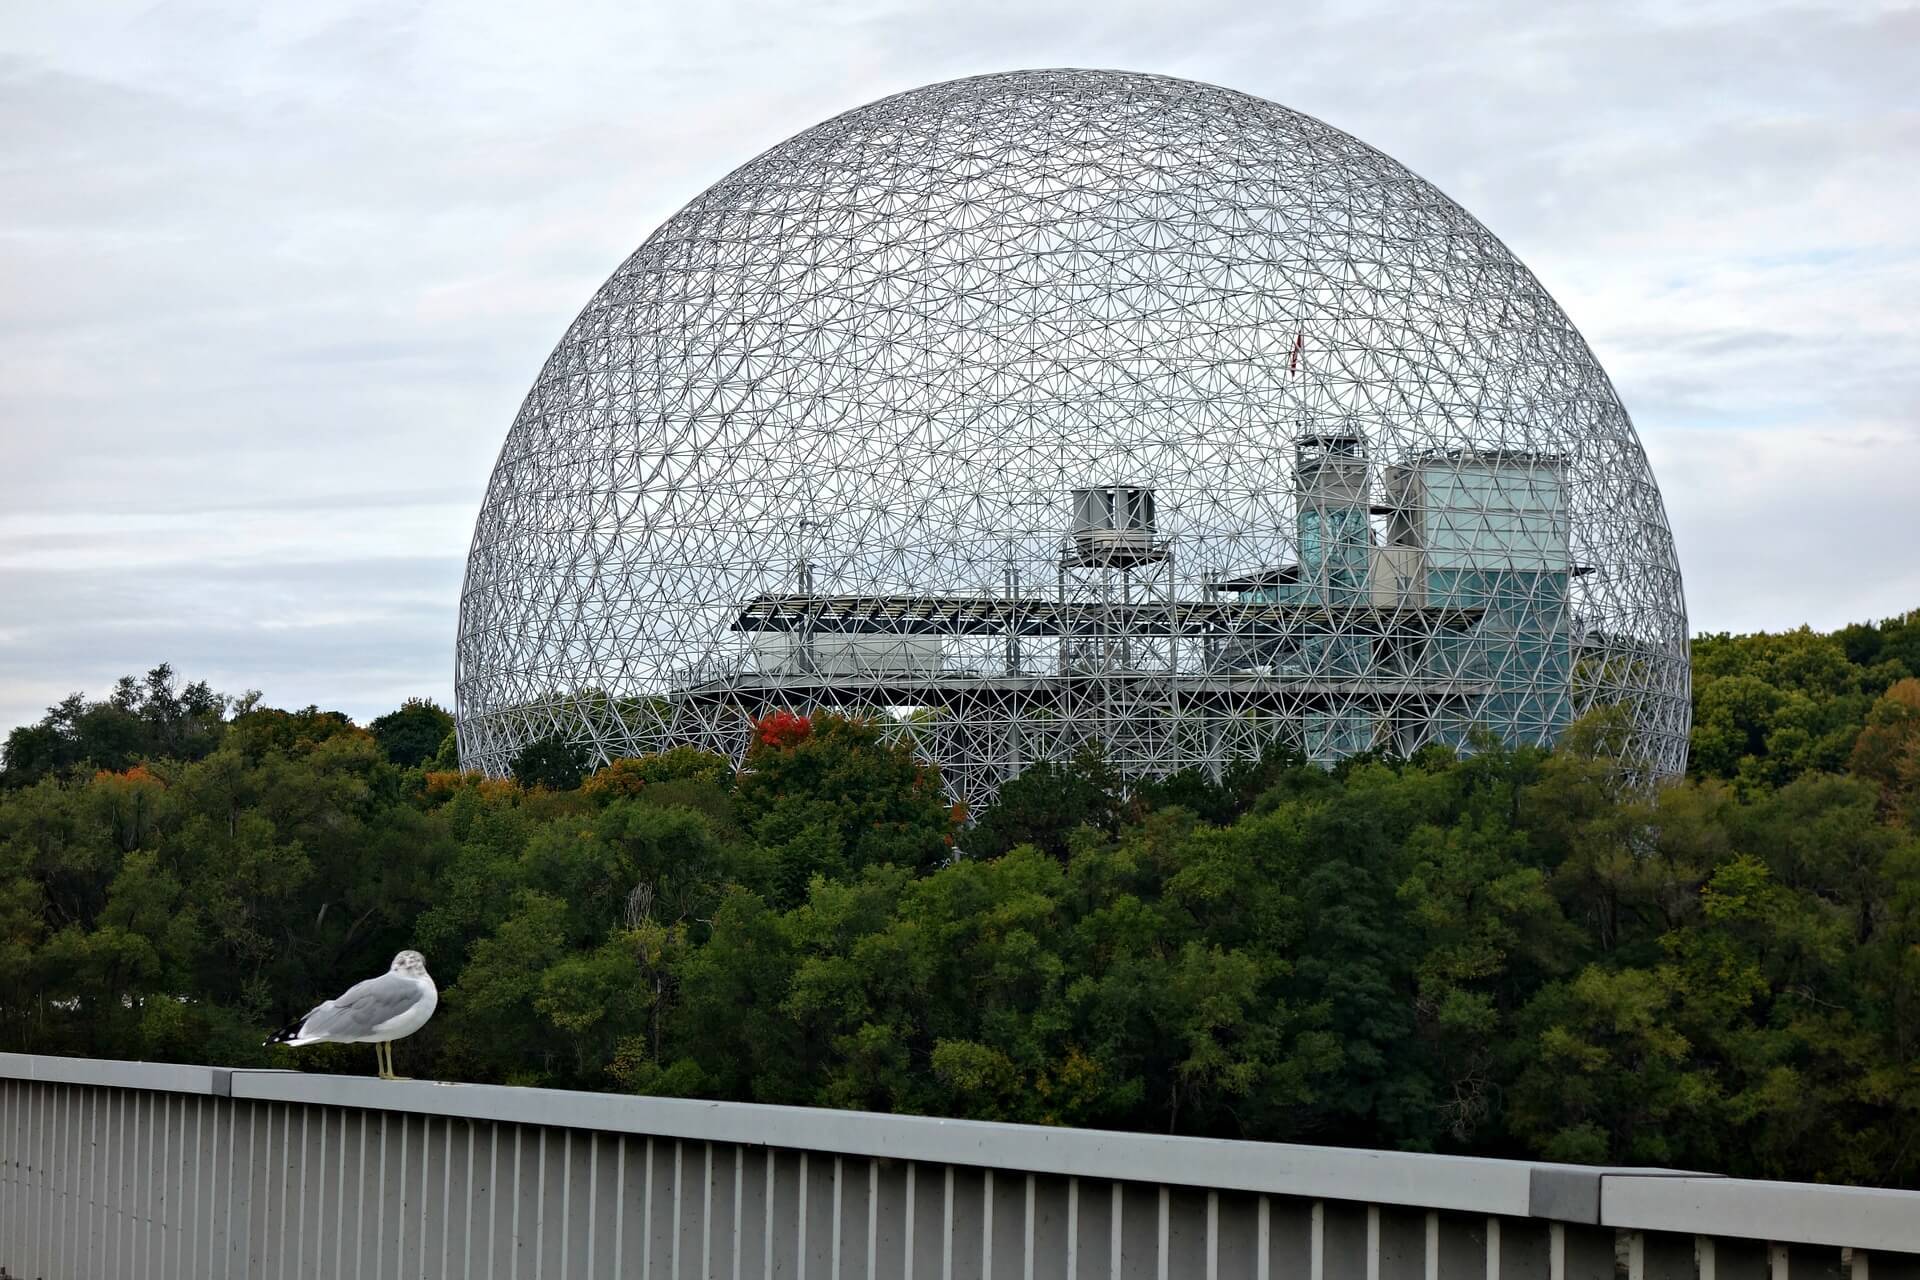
[423,770,521,803]
[1849,677,1920,811]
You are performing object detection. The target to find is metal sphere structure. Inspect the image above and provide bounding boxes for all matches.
[456,68,1689,805]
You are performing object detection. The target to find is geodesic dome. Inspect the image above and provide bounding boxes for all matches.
[455,68,1689,806]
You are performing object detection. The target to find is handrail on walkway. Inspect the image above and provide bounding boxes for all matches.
[3,1051,1918,1279]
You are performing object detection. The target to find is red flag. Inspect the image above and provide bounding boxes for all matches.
[1289,328,1304,376]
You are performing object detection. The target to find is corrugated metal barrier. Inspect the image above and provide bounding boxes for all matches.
[3,1053,1919,1279]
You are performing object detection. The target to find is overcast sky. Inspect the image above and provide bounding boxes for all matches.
[2,0,1916,734]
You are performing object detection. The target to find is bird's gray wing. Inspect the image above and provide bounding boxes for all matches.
[298,972,422,1040]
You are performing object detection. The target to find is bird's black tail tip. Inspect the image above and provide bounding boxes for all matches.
[263,1017,305,1048]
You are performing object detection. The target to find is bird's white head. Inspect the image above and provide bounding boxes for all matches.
[391,950,430,978]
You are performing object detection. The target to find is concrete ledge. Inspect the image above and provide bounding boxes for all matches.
[0,1051,1560,1217]
[1529,1166,1601,1224]
[28,1048,1920,1253]
[226,1069,1547,1217]
[0,1050,227,1096]
[1603,1175,1920,1253]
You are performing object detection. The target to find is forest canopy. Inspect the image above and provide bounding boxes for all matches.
[4,611,1920,1186]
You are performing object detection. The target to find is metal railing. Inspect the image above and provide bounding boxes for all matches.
[3,1052,1918,1280]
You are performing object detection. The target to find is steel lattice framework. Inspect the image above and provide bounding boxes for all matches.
[456,68,1689,806]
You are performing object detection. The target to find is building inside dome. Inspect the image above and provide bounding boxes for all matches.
[455,68,1689,807]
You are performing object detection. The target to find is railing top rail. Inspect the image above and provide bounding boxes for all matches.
[10,1050,1920,1252]
[235,1067,1569,1217]
[0,1050,225,1097]
[3,1051,1570,1217]
[1604,1175,1920,1254]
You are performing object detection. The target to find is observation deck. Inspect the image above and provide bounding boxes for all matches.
[729,592,1485,639]
[677,670,1492,711]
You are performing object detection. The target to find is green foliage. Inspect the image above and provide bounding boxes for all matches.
[735,714,957,900]
[8,613,1920,1185]
[2,664,227,788]
[369,698,456,767]
[966,744,1126,858]
[1851,678,1920,826]
[581,747,735,802]
[1131,742,1312,827]
[510,733,592,790]
[1689,612,1918,791]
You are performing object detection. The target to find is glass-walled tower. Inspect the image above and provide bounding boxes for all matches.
[1293,435,1376,757]
[1382,452,1574,752]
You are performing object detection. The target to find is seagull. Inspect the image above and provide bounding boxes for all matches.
[266,950,439,1080]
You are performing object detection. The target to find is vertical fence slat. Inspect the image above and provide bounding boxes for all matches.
[436,1116,460,1280]
[733,1144,747,1280]
[585,1130,598,1280]
[64,1084,77,1280]
[708,1143,719,1280]
[205,1096,221,1280]
[40,1081,52,1280]
[1,1082,11,1259]
[23,1081,32,1275]
[1,1082,9,1254]
[457,1118,474,1280]
[673,1139,685,1280]
[423,1115,438,1280]
[611,1133,626,1280]
[832,1154,844,1280]
[487,1122,501,1280]
[94,1084,109,1280]
[538,1122,552,1280]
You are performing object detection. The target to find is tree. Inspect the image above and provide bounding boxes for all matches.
[581,747,735,802]
[226,704,361,761]
[1,665,228,788]
[510,733,592,790]
[369,699,456,768]
[1508,964,1697,1166]
[10,612,1920,1184]
[968,745,1126,858]
[1130,743,1313,827]
[0,722,68,789]
[735,714,956,899]
[1689,628,1870,788]
[1851,679,1920,820]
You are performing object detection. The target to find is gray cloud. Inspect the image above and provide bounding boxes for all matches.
[0,555,464,729]
[1,0,1915,735]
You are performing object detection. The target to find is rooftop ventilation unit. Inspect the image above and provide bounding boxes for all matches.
[1067,486,1167,568]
